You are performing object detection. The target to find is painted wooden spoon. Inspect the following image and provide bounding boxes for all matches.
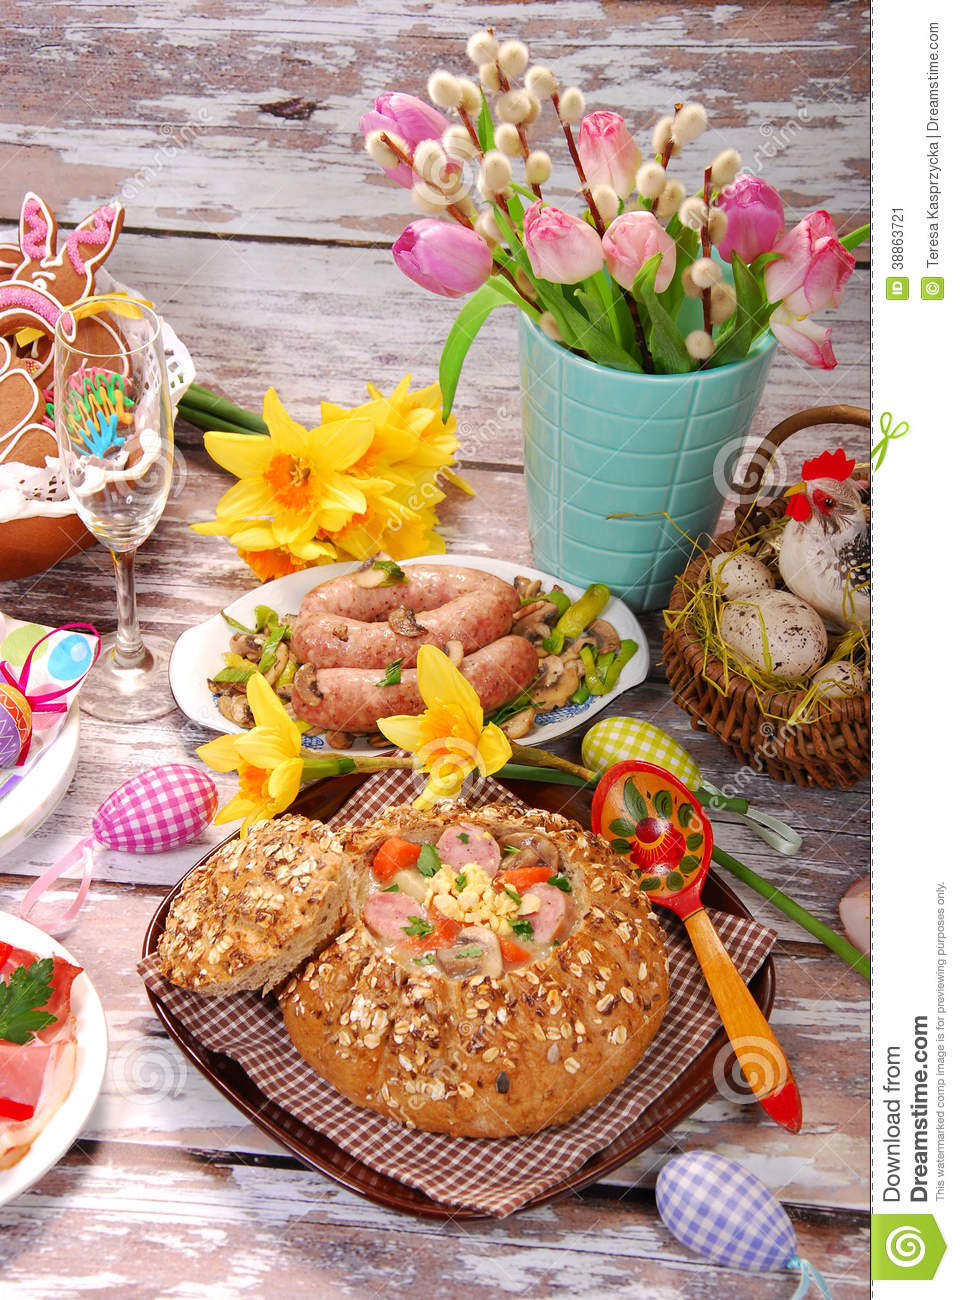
[592,759,802,1133]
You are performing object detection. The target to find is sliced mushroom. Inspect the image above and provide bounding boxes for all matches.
[502,706,535,739]
[514,575,542,603]
[536,655,565,690]
[261,641,289,686]
[587,619,621,656]
[229,631,265,661]
[531,659,581,709]
[444,639,464,669]
[324,730,354,750]
[498,832,560,873]
[275,682,293,700]
[387,605,427,637]
[435,926,503,980]
[207,676,247,696]
[217,693,255,728]
[364,731,392,748]
[513,609,555,640]
[293,663,324,707]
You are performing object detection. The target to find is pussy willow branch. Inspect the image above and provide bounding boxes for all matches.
[548,94,606,237]
[700,162,714,338]
[651,100,683,217]
[381,132,473,229]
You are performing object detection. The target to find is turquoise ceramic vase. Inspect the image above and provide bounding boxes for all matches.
[518,313,778,611]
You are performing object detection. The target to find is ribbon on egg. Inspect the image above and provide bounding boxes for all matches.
[656,1151,833,1297]
[0,623,101,774]
[581,718,802,855]
[21,764,219,935]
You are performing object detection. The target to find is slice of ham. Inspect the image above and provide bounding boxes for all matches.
[0,1041,77,1169]
[363,893,428,943]
[0,943,82,1168]
[0,947,82,1045]
[435,825,501,877]
[527,883,570,945]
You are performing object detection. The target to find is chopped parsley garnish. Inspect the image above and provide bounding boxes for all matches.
[457,832,469,844]
[455,945,485,959]
[454,872,468,891]
[382,883,400,893]
[547,874,572,893]
[402,916,434,938]
[412,954,436,966]
[373,558,408,585]
[502,884,522,905]
[0,958,57,1045]
[375,657,404,687]
[502,844,520,855]
[510,918,534,939]
[417,844,442,877]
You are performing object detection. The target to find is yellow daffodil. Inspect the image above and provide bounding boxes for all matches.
[191,379,471,580]
[196,673,304,832]
[192,387,390,552]
[377,644,511,809]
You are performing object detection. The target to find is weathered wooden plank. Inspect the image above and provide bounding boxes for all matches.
[0,1143,870,1297]
[0,1,869,239]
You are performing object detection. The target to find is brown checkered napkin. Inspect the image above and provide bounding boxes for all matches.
[139,770,776,1217]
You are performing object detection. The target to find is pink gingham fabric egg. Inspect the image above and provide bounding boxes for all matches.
[93,764,218,853]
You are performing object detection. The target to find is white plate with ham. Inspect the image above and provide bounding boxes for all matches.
[169,553,649,754]
[0,913,108,1205]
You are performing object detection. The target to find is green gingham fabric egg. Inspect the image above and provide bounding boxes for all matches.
[582,717,701,788]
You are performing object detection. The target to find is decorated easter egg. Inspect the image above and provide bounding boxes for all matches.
[582,717,701,789]
[93,764,218,853]
[656,1151,797,1272]
[0,682,32,767]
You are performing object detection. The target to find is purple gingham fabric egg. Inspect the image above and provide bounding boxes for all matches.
[93,764,219,853]
[656,1151,796,1272]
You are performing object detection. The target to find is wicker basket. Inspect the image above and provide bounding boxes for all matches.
[662,404,870,789]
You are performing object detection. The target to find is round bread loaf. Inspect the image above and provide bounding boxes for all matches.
[157,814,344,995]
[280,803,669,1137]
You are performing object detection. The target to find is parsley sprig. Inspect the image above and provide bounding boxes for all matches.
[0,958,57,1045]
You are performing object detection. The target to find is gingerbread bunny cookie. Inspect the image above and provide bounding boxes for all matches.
[0,192,125,389]
[0,336,57,468]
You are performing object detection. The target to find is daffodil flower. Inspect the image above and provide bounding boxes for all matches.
[377,644,511,809]
[196,673,305,832]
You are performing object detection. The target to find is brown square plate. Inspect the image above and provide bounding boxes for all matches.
[142,774,775,1219]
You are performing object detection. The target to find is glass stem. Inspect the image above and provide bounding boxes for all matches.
[112,548,146,668]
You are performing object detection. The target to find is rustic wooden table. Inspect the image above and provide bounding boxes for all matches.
[0,2,870,1294]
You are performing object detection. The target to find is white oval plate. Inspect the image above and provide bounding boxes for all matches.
[169,554,649,755]
[0,701,80,862]
[0,912,108,1206]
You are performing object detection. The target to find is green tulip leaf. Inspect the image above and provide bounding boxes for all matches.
[439,280,538,420]
[632,255,695,373]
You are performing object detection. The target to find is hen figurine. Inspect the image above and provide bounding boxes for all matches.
[778,449,869,630]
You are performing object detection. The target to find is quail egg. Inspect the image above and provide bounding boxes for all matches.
[719,590,827,678]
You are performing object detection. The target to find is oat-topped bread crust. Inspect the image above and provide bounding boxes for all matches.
[157,814,344,996]
[280,802,669,1137]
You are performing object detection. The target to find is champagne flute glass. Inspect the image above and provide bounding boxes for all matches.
[54,296,176,722]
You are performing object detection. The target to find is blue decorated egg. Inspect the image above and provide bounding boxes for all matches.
[0,682,32,767]
[656,1151,796,1272]
[93,764,218,853]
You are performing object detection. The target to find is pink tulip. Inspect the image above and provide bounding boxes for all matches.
[764,210,855,315]
[361,92,450,187]
[714,175,785,263]
[392,220,492,298]
[577,111,644,199]
[523,204,604,284]
[770,304,837,369]
[602,211,676,293]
